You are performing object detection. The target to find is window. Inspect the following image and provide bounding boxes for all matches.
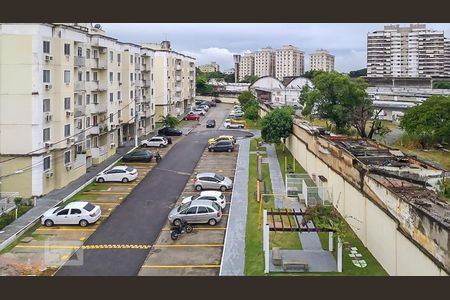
[70,209,82,215]
[130,73,133,81]
[109,51,113,62]
[86,49,91,59]
[117,91,121,100]
[64,43,70,56]
[77,94,82,106]
[118,110,121,118]
[109,133,114,143]
[109,72,113,82]
[43,70,51,83]
[197,207,208,214]
[43,98,50,112]
[117,72,121,82]
[43,156,51,171]
[186,207,197,215]
[130,90,133,99]
[93,71,98,81]
[77,47,82,57]
[130,108,134,117]
[86,94,90,104]
[109,113,113,122]
[93,136,98,147]
[117,53,121,65]
[64,97,71,110]
[64,124,70,137]
[86,138,91,150]
[86,116,91,127]
[130,55,133,63]
[57,209,69,216]
[64,70,70,84]
[78,71,83,81]
[77,119,82,129]
[64,150,71,164]
[93,49,98,59]
[43,41,50,54]
[109,93,114,102]
[93,94,98,104]
[43,128,50,142]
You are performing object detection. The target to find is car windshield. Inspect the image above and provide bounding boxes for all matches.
[191,195,200,201]
[214,174,225,181]
[177,202,190,212]
[53,206,64,213]
[83,203,95,212]
[126,167,134,172]
[211,202,220,211]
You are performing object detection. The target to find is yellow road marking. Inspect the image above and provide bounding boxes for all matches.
[161,227,226,231]
[91,202,120,205]
[83,192,129,195]
[15,245,80,249]
[100,214,109,218]
[79,237,86,241]
[98,183,137,187]
[182,191,232,195]
[118,197,124,200]
[153,244,223,248]
[141,264,220,268]
[128,188,132,190]
[61,255,69,260]
[37,228,96,232]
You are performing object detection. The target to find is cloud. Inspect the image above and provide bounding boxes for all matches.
[181,47,236,71]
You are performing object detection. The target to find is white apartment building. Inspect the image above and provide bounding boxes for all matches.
[445,39,450,76]
[238,53,255,82]
[275,45,304,79]
[309,49,335,72]
[0,23,194,198]
[254,47,276,78]
[367,24,446,78]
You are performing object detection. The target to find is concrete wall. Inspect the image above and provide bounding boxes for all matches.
[259,104,449,276]
[195,95,238,104]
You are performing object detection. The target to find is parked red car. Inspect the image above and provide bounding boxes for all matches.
[184,112,201,121]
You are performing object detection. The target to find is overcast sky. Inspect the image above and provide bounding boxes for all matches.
[101,23,450,73]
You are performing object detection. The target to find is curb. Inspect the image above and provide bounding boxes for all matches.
[0,145,139,252]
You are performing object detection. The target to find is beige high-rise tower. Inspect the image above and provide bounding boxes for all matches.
[310,49,335,72]
[275,45,304,79]
[254,47,276,78]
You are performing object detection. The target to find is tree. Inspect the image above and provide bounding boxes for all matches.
[243,102,259,121]
[349,68,367,78]
[433,81,450,89]
[159,114,180,128]
[224,73,235,83]
[400,95,450,148]
[299,72,374,136]
[240,75,259,84]
[303,70,324,80]
[261,107,293,144]
[238,91,256,108]
[196,76,214,96]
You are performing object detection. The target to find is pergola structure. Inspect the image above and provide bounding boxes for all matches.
[262,208,343,273]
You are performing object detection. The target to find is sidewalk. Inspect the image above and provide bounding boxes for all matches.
[0,132,155,251]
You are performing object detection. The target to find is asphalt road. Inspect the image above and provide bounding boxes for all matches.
[56,105,253,276]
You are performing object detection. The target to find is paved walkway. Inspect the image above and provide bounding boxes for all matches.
[220,137,250,276]
[0,133,155,251]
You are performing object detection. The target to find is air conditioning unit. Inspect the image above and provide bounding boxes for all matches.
[44,55,53,61]
[44,142,53,148]
[110,124,116,130]
[45,170,54,178]
[45,114,52,122]
[66,111,73,117]
[65,164,72,171]
[45,84,52,90]
[67,137,75,144]
[119,82,122,86]
[118,100,123,104]
[110,143,115,148]
[100,48,107,54]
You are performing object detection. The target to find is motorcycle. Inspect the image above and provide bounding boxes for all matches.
[170,219,193,240]
[155,152,162,163]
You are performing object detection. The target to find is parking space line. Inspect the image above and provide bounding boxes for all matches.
[37,228,96,232]
[153,244,223,248]
[91,202,120,205]
[141,264,220,268]
[161,227,226,231]
[15,245,80,249]
[181,191,232,195]
[83,192,129,195]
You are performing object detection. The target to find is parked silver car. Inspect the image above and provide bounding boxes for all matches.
[193,172,233,192]
[168,199,223,226]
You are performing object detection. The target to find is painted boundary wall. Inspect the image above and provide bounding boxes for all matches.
[259,104,449,276]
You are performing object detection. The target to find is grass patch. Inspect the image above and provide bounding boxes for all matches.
[275,143,305,182]
[0,205,33,231]
[176,120,195,129]
[394,144,450,170]
[245,117,261,129]
[249,137,266,152]
[270,232,302,250]
[0,222,42,255]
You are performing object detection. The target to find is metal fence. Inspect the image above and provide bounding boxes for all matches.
[285,173,332,207]
[0,192,19,217]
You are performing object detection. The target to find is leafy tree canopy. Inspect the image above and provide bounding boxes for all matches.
[159,114,180,128]
[303,70,325,80]
[261,107,293,144]
[240,75,259,84]
[349,68,367,78]
[433,81,450,89]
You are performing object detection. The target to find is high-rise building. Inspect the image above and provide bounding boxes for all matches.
[198,61,220,73]
[254,47,276,78]
[0,23,195,198]
[367,24,446,78]
[275,45,304,79]
[310,49,335,72]
[238,53,255,82]
[445,39,450,76]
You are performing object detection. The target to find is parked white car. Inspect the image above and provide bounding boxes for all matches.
[41,201,101,227]
[223,119,244,129]
[95,166,138,183]
[198,104,209,111]
[181,191,227,209]
[140,136,168,148]
[233,105,241,110]
[229,110,244,117]
[193,108,206,115]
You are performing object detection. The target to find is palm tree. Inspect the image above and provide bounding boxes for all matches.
[159,114,180,128]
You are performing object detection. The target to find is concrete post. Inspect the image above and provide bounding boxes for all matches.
[263,210,269,274]
[328,232,334,252]
[337,237,343,272]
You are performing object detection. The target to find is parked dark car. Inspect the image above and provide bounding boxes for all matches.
[208,141,234,152]
[156,135,172,144]
[206,119,216,128]
[158,126,183,136]
[122,150,153,162]
[212,98,221,103]
[202,101,215,107]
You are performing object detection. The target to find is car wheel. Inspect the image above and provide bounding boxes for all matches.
[186,224,193,233]
[159,144,165,148]
[97,177,105,183]
[142,144,147,147]
[44,219,54,227]
[208,148,212,152]
[211,148,215,152]
[122,177,129,183]
[173,219,181,226]
[220,185,227,192]
[227,148,232,152]
[79,219,89,227]
[227,125,230,129]
[195,185,202,191]
[208,219,217,226]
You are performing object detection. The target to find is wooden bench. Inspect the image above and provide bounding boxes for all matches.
[272,247,282,266]
[282,259,309,271]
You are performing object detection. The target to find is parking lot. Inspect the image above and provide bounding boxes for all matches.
[138,140,239,276]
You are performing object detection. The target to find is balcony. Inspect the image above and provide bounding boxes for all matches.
[89,126,100,135]
[142,64,151,72]
[175,85,182,92]
[143,80,151,87]
[175,76,182,81]
[74,56,86,67]
[73,154,86,169]
[91,146,107,158]
[135,64,140,71]
[92,58,107,69]
[176,64,182,71]
[74,106,86,117]
[135,80,142,87]
[74,81,86,92]
[76,131,85,142]
[91,81,107,92]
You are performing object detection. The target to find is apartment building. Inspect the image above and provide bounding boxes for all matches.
[143,41,195,120]
[237,53,255,82]
[445,39,450,76]
[0,23,193,198]
[198,61,220,73]
[367,24,447,78]
[309,49,335,72]
[275,45,304,79]
[254,47,276,78]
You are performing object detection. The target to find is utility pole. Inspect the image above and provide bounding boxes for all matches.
[134,95,138,147]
